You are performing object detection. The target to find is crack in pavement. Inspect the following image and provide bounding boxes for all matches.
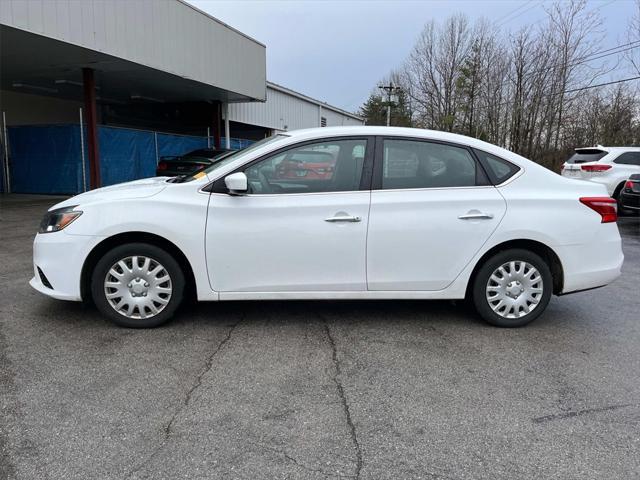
[250,441,356,479]
[323,321,363,480]
[125,320,240,478]
[533,403,633,424]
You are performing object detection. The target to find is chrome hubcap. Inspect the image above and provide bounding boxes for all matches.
[486,261,543,319]
[104,256,172,319]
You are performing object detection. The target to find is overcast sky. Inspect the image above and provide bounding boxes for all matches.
[187,0,636,113]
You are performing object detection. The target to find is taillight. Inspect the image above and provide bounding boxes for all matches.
[579,197,617,223]
[157,162,168,171]
[624,180,634,190]
[581,164,611,172]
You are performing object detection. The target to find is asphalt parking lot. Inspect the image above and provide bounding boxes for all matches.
[1,194,639,480]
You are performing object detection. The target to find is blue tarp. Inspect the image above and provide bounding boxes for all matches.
[6,125,254,194]
[98,126,155,187]
[8,125,84,194]
[157,133,208,158]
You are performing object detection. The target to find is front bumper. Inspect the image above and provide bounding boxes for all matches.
[30,231,104,302]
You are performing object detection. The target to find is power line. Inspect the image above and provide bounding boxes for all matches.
[562,75,640,94]
[523,41,640,77]
[497,1,544,27]
[494,0,536,26]
[499,75,640,107]
[528,0,619,28]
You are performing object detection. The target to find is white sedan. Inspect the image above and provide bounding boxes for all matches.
[31,127,623,328]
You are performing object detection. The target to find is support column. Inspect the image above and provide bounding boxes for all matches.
[224,103,231,149]
[82,68,100,189]
[211,101,222,149]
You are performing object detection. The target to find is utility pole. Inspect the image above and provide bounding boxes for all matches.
[378,82,402,127]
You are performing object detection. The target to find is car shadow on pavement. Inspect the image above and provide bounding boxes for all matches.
[176,298,488,329]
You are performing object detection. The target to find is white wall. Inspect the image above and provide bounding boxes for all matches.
[0,0,266,101]
[320,107,365,128]
[228,85,364,132]
[0,90,83,125]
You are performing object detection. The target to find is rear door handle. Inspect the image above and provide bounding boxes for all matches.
[458,212,494,220]
[325,215,361,223]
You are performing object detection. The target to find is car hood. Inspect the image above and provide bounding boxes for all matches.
[51,177,170,210]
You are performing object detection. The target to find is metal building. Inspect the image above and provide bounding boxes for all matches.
[0,0,362,194]
[230,82,364,133]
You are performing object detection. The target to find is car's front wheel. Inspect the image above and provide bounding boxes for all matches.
[472,249,552,327]
[91,243,185,328]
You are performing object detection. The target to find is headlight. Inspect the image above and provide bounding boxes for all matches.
[38,206,83,233]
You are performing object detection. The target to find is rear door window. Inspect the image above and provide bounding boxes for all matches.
[380,139,486,189]
[613,152,640,166]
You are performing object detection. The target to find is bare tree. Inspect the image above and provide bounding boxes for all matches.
[404,14,471,131]
[366,0,639,170]
[626,0,640,74]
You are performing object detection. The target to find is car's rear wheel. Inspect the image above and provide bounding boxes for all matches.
[91,243,184,328]
[472,249,552,327]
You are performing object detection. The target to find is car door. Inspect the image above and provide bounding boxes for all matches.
[613,152,640,186]
[205,137,373,293]
[366,137,507,291]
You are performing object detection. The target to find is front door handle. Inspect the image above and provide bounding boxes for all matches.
[325,215,361,223]
[458,212,494,220]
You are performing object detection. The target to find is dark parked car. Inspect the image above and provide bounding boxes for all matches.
[156,148,233,176]
[619,173,640,215]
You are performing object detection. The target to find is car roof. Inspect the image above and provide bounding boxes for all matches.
[575,145,640,152]
[281,126,535,166]
[283,126,499,149]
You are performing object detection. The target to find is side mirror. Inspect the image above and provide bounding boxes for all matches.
[224,172,248,195]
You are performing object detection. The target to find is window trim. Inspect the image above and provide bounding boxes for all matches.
[206,136,376,195]
[371,136,493,191]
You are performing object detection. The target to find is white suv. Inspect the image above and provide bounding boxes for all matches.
[561,146,640,203]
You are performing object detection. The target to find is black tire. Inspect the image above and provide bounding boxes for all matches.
[472,249,553,328]
[91,243,185,328]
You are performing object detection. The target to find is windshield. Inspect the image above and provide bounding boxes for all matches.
[177,134,288,182]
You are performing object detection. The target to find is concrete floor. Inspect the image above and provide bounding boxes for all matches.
[1,194,639,480]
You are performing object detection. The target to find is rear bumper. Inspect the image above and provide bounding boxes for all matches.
[556,230,624,294]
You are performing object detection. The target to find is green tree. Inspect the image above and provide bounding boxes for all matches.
[359,94,387,126]
[359,91,413,127]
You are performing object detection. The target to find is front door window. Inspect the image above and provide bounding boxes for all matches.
[244,139,367,194]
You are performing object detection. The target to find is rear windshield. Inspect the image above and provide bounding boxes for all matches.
[566,149,607,164]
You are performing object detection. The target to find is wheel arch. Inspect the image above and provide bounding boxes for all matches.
[612,180,626,198]
[465,239,564,298]
[80,232,197,303]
